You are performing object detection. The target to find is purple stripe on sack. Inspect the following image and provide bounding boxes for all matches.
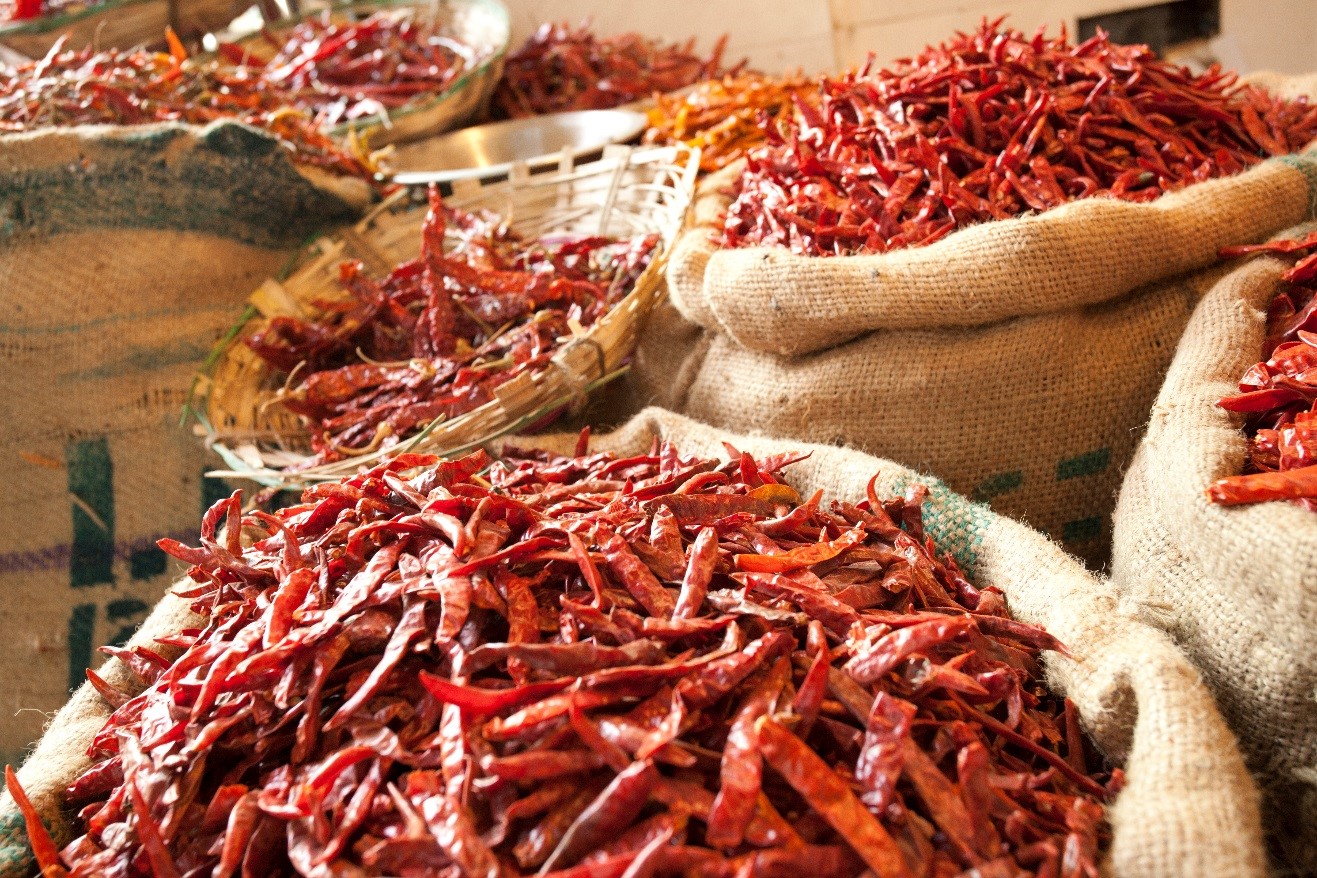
[0,531,196,576]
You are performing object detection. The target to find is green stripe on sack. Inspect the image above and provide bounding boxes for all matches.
[67,602,96,693]
[1062,517,1103,543]
[107,598,150,649]
[130,548,168,581]
[67,438,114,588]
[1055,448,1110,481]
[1274,150,1317,203]
[888,474,992,572]
[971,470,1023,502]
[202,471,235,516]
[0,809,34,874]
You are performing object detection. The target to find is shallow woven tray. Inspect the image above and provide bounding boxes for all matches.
[195,144,698,487]
[227,0,509,148]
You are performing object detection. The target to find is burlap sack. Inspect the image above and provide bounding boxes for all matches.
[0,407,1266,877]
[615,293,710,413]
[0,121,362,765]
[661,154,1317,565]
[685,272,1225,566]
[1110,227,1317,873]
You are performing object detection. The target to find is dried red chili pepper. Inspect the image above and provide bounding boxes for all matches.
[722,19,1317,257]
[0,39,377,183]
[493,21,741,118]
[4,0,43,20]
[643,72,818,172]
[221,9,483,130]
[246,187,658,463]
[5,766,67,877]
[1209,231,1317,507]
[13,438,1119,876]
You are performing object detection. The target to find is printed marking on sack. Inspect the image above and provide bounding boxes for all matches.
[971,470,1023,503]
[68,437,114,588]
[1061,517,1103,543]
[0,532,194,576]
[202,470,235,517]
[66,602,95,693]
[1055,448,1110,481]
[130,547,168,580]
[65,599,152,695]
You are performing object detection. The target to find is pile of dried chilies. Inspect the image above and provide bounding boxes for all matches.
[245,189,658,464]
[0,38,377,181]
[721,20,1317,256]
[218,10,480,130]
[1208,231,1317,507]
[9,436,1119,877]
[493,21,739,119]
[644,72,818,173]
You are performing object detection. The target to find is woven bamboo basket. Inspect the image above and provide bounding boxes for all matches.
[227,0,509,148]
[0,0,237,57]
[195,144,699,487]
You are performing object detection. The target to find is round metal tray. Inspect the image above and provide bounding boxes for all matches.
[389,109,648,184]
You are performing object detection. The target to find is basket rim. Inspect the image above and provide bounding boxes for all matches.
[224,0,511,141]
[191,143,700,488]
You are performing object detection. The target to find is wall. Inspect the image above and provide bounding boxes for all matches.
[500,0,1317,77]
[1217,0,1317,76]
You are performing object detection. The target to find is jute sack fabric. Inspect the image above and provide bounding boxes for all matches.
[0,121,362,766]
[616,292,710,413]
[678,267,1219,564]
[0,407,1266,877]
[1110,227,1317,872]
[662,156,1317,564]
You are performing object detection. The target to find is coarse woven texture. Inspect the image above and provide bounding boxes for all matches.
[616,290,711,415]
[660,152,1317,566]
[0,122,359,769]
[510,408,1267,878]
[667,154,1317,359]
[0,407,1266,878]
[669,267,1217,565]
[1111,226,1317,873]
